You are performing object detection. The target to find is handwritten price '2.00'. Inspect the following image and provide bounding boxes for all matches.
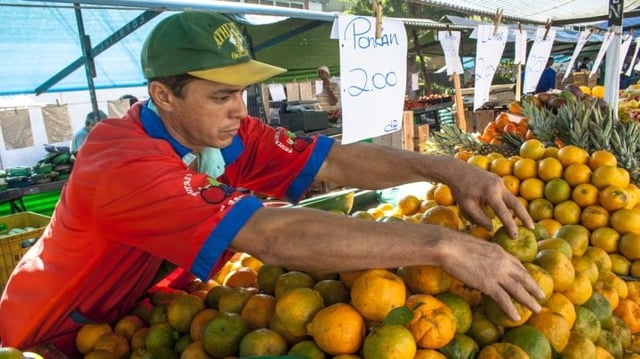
[347,68,398,96]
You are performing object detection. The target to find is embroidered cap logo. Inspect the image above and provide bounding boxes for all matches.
[213,22,249,60]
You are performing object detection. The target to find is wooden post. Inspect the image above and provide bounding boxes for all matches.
[452,73,466,132]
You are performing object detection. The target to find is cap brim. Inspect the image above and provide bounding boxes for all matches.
[188,60,287,86]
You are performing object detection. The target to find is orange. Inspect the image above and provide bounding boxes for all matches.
[513,158,538,180]
[436,292,473,334]
[543,146,559,158]
[600,271,628,300]
[544,178,572,204]
[400,264,452,295]
[589,150,618,170]
[544,292,576,328]
[114,315,145,341]
[537,157,564,181]
[477,342,530,358]
[467,155,491,170]
[595,345,615,359]
[405,294,456,349]
[592,165,630,189]
[631,259,640,278]
[202,312,251,357]
[76,323,113,355]
[274,270,315,298]
[351,210,377,220]
[526,307,571,352]
[501,175,521,196]
[466,224,494,241]
[167,294,206,333]
[609,253,631,276]
[212,261,234,285]
[237,328,287,357]
[591,283,618,317]
[439,333,478,359]
[240,254,264,272]
[537,218,562,237]
[92,332,130,359]
[520,178,545,201]
[362,324,417,359]
[467,308,503,347]
[502,324,553,359]
[561,332,597,359]
[397,194,422,216]
[610,209,640,235]
[523,262,554,304]
[483,294,532,328]
[528,198,554,221]
[619,232,640,260]
[519,139,546,160]
[572,183,600,207]
[535,249,576,292]
[419,200,438,214]
[563,163,592,187]
[256,264,287,295]
[626,183,640,209]
[554,224,591,257]
[420,205,461,230]
[613,298,640,333]
[367,207,385,220]
[146,321,179,351]
[350,269,406,322]
[561,273,593,305]
[490,157,514,176]
[537,238,573,259]
[557,145,589,167]
[553,200,582,225]
[433,183,455,206]
[414,349,446,359]
[580,205,610,230]
[599,186,629,212]
[583,246,613,275]
[313,279,350,306]
[190,308,218,342]
[306,303,365,355]
[224,267,258,289]
[217,287,255,314]
[288,340,326,359]
[572,255,600,286]
[241,293,277,330]
[339,270,365,289]
[130,327,149,352]
[455,150,474,162]
[491,225,539,262]
[275,287,325,337]
[448,278,482,307]
[573,305,602,342]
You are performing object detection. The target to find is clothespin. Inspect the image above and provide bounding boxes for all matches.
[446,24,452,36]
[56,99,60,106]
[586,27,595,41]
[543,18,552,40]
[493,8,503,36]
[373,0,382,39]
[518,22,522,34]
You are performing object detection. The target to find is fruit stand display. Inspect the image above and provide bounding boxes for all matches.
[6,85,640,358]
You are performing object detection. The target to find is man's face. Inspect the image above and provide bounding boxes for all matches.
[318,70,329,80]
[157,78,248,151]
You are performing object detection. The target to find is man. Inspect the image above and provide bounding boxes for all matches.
[535,57,557,93]
[70,109,107,152]
[315,65,342,122]
[0,11,543,354]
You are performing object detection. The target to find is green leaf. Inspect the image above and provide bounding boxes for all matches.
[382,306,414,326]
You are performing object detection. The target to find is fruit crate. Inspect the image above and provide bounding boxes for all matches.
[0,211,51,290]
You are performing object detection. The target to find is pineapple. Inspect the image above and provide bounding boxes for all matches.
[424,125,519,158]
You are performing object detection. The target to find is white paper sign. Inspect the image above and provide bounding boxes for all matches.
[626,37,640,76]
[473,25,509,111]
[620,34,634,73]
[337,15,407,144]
[523,27,557,94]
[268,83,286,101]
[438,30,464,75]
[563,30,592,81]
[592,31,615,77]
[411,72,419,91]
[514,29,527,65]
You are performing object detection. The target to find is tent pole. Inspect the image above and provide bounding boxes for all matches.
[74,3,100,117]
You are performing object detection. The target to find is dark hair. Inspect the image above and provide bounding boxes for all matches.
[85,109,107,126]
[119,94,139,106]
[147,74,197,98]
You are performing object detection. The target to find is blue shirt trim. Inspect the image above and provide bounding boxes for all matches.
[140,101,192,158]
[220,135,243,165]
[287,135,334,202]
[190,196,263,279]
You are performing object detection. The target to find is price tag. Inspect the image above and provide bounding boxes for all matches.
[336,14,407,144]
[563,30,592,81]
[438,30,463,75]
[473,24,509,111]
[523,27,556,94]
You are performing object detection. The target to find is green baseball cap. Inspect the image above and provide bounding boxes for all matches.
[141,11,286,86]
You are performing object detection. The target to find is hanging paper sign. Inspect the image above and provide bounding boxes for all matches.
[337,14,407,144]
[620,34,634,72]
[438,30,464,75]
[473,24,508,111]
[626,37,640,76]
[523,27,557,94]
[563,30,592,81]
[592,31,615,77]
[514,29,527,65]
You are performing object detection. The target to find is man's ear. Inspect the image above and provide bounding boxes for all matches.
[149,81,173,111]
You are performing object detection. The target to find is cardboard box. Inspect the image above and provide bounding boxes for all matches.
[279,111,329,132]
[474,109,496,133]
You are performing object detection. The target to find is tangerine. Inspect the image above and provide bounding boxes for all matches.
[553,200,582,225]
[405,294,456,349]
[519,139,546,160]
[275,287,325,337]
[400,264,452,295]
[572,183,600,207]
[362,324,417,359]
[557,145,589,167]
[579,205,609,230]
[306,303,365,355]
[589,150,618,170]
[350,269,406,322]
[537,157,564,182]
